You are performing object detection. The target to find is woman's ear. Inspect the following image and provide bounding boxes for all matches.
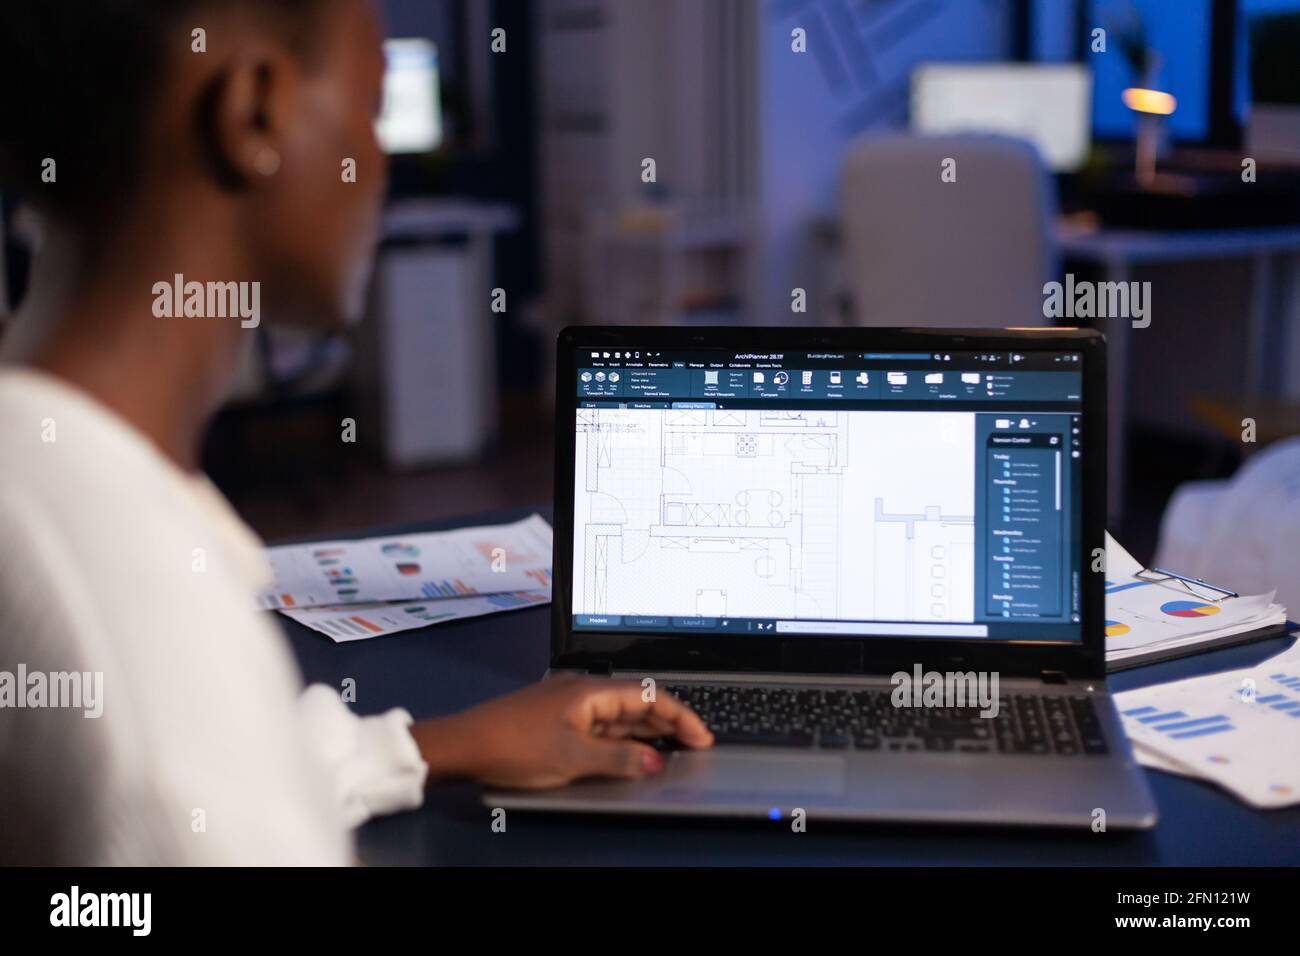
[201,44,303,190]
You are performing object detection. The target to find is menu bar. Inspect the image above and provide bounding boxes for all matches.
[577,366,1081,403]
[579,349,1082,371]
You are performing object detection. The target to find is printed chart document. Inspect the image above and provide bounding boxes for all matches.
[1116,641,1300,807]
[259,514,552,609]
[280,590,550,642]
[1104,533,1285,668]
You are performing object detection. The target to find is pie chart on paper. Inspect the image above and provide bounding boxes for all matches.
[1104,620,1131,637]
[1160,599,1221,619]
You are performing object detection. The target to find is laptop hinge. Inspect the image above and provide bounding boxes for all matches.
[1040,669,1069,684]
[587,660,614,676]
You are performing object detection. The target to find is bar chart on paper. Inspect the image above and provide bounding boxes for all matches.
[1260,672,1300,716]
[278,590,552,642]
[259,514,553,608]
[1116,643,1300,807]
[1120,705,1235,739]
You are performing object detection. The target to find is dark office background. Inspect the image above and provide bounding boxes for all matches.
[3,0,1300,566]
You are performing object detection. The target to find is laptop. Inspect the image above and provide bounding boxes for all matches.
[487,327,1157,828]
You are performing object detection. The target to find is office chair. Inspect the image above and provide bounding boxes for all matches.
[840,134,1058,328]
[1156,435,1300,618]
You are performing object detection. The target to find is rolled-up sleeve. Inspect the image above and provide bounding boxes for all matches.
[298,685,429,827]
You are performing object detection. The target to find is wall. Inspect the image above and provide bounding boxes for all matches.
[755,0,1014,325]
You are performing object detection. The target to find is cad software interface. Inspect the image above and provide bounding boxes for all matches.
[570,347,1085,642]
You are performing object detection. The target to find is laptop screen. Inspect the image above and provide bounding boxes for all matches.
[570,347,1085,643]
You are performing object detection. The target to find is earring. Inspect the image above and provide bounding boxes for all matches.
[253,146,281,177]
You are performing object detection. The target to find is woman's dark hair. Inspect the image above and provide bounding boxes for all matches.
[0,1,329,221]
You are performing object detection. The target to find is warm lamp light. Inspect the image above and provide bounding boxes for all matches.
[1122,87,1177,116]
[1123,88,1176,187]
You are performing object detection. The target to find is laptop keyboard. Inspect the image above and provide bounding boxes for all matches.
[664,683,1109,756]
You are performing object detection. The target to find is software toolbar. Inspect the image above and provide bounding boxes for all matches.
[576,351,1082,404]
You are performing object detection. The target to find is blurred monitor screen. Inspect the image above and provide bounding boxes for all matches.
[1087,0,1211,142]
[911,64,1092,172]
[377,38,443,155]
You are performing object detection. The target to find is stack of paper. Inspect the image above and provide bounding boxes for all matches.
[1104,533,1286,667]
[261,514,553,642]
[1115,641,1300,807]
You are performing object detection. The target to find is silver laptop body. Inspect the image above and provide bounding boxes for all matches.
[487,328,1157,830]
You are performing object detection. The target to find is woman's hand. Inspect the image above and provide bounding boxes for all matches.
[412,674,714,789]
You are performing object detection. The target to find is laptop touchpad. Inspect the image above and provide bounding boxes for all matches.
[664,752,846,797]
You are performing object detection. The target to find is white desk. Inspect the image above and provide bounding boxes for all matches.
[1057,224,1300,525]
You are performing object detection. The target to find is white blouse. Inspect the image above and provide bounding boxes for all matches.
[0,369,427,864]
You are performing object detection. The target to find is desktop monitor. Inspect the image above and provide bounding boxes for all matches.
[376,38,443,155]
[1086,0,1214,143]
[911,63,1093,172]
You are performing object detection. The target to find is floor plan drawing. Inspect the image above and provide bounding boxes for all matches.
[573,407,977,622]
